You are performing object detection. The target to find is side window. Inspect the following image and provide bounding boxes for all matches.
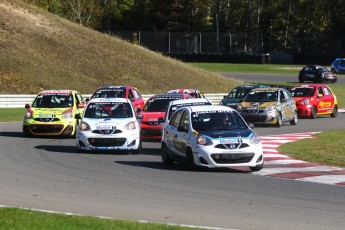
[283,90,291,100]
[133,89,142,99]
[180,111,189,130]
[279,90,285,102]
[170,110,183,128]
[76,93,84,104]
[128,90,134,100]
[323,87,331,96]
[318,87,324,96]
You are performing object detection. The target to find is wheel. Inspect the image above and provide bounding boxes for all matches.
[23,126,32,137]
[331,105,338,118]
[310,106,317,119]
[161,143,173,165]
[186,148,196,170]
[298,76,304,83]
[132,140,142,154]
[290,111,298,125]
[275,113,282,127]
[250,162,264,172]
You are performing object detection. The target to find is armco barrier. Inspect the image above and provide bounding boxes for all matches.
[0,94,226,108]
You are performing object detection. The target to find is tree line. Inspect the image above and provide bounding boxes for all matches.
[26,0,345,56]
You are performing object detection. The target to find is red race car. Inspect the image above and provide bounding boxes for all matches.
[140,93,191,141]
[290,84,338,119]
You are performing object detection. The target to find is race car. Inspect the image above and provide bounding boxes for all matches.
[290,84,338,118]
[161,105,263,171]
[140,93,192,141]
[75,98,142,153]
[166,89,205,98]
[23,90,85,137]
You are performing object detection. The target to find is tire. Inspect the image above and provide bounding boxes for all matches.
[275,113,282,127]
[76,144,85,153]
[132,141,142,154]
[310,106,317,119]
[23,126,32,137]
[186,148,196,170]
[250,162,264,172]
[331,105,338,118]
[298,76,304,83]
[161,143,173,165]
[290,111,298,125]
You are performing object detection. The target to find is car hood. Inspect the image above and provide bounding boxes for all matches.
[292,97,311,103]
[30,107,73,115]
[198,129,254,139]
[140,111,165,122]
[241,101,276,108]
[83,118,134,129]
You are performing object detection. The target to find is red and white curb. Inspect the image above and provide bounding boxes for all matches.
[254,132,345,186]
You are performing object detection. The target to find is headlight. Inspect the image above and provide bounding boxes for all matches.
[197,135,213,146]
[79,121,90,131]
[300,98,310,105]
[124,121,136,130]
[24,110,33,119]
[250,132,261,145]
[237,105,243,111]
[62,109,73,119]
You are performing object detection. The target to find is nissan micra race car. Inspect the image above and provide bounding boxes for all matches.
[238,87,298,127]
[161,105,264,171]
[23,90,85,137]
[75,98,142,153]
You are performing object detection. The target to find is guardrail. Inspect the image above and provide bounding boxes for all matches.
[0,94,226,108]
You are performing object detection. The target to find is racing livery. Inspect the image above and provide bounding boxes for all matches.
[238,87,298,127]
[331,58,345,74]
[140,93,191,141]
[161,105,263,171]
[23,90,85,137]
[75,98,142,153]
[290,84,338,118]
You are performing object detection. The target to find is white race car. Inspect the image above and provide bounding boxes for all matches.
[161,105,264,171]
[76,98,142,154]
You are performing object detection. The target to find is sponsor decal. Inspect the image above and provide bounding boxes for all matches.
[220,139,239,144]
[39,114,54,118]
[319,101,331,107]
[96,125,114,130]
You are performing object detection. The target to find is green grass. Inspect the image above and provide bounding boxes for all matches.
[0,108,26,122]
[0,208,196,230]
[278,130,345,168]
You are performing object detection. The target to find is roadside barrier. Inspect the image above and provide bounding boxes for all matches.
[0,94,226,108]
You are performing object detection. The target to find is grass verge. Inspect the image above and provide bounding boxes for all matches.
[277,130,345,168]
[0,207,196,230]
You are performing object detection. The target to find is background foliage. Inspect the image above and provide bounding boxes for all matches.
[25,0,345,56]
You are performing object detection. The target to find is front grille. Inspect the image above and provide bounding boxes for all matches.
[142,121,161,126]
[215,143,249,149]
[30,124,64,133]
[34,118,60,122]
[141,129,162,136]
[88,138,126,147]
[92,129,122,135]
[211,153,254,164]
[243,109,265,114]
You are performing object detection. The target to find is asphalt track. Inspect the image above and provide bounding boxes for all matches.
[1,74,345,230]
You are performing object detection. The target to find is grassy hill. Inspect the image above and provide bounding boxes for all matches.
[0,0,243,95]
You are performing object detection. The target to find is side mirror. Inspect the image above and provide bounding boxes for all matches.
[77,103,84,108]
[136,113,143,119]
[85,98,90,103]
[136,108,142,113]
[317,94,323,98]
[75,114,82,119]
[223,95,226,99]
[248,123,255,129]
[25,104,30,109]
[158,117,165,124]
[177,125,188,132]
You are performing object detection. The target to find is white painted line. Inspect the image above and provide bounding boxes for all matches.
[256,166,344,175]
[297,175,345,184]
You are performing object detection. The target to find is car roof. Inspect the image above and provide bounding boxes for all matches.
[88,97,130,104]
[96,86,132,90]
[186,105,236,113]
[39,90,75,95]
[250,87,280,92]
[168,98,210,105]
[167,89,200,93]
[292,84,325,88]
[234,84,270,88]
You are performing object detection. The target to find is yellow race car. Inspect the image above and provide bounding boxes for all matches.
[23,90,85,137]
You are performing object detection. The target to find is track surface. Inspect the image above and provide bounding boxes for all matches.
[1,73,345,230]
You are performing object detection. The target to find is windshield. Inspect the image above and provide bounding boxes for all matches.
[84,102,133,118]
[291,87,316,97]
[144,98,178,112]
[32,94,73,108]
[244,91,277,102]
[167,101,212,120]
[227,87,253,99]
[92,88,126,98]
[191,111,248,131]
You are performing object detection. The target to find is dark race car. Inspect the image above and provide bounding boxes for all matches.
[298,65,337,83]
